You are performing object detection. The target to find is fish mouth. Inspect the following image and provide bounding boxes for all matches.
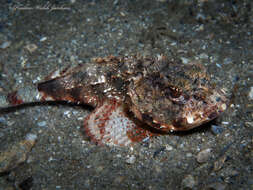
[169,89,228,131]
[172,105,226,131]
[155,89,228,132]
[130,87,228,133]
[132,102,227,133]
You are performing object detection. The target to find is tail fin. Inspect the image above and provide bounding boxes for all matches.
[37,77,98,107]
[0,76,98,109]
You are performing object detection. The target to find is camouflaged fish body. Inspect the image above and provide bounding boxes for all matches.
[0,55,227,146]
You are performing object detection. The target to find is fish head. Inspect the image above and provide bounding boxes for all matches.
[128,61,228,132]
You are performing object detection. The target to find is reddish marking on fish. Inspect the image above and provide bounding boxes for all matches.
[7,91,24,105]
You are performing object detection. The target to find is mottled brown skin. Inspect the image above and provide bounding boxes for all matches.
[37,55,227,133]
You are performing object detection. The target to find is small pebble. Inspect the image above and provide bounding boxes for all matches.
[248,86,253,100]
[70,55,75,62]
[96,165,104,172]
[199,53,209,59]
[40,36,47,42]
[25,133,37,141]
[165,144,173,151]
[211,125,224,135]
[223,57,232,65]
[196,12,206,20]
[154,165,162,173]
[181,175,196,189]
[216,63,222,68]
[37,121,47,127]
[221,121,229,125]
[64,110,71,118]
[213,155,226,171]
[153,146,166,158]
[196,24,204,31]
[0,117,7,124]
[245,121,253,128]
[170,42,177,46]
[181,57,189,64]
[126,155,136,164]
[196,148,212,163]
[48,157,55,162]
[0,41,11,49]
[25,44,38,53]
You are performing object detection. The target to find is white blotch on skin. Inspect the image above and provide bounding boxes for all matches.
[97,75,106,83]
[187,115,194,124]
[50,70,61,79]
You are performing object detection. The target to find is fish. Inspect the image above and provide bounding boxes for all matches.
[0,55,227,146]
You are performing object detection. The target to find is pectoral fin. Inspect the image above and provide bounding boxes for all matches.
[84,99,152,146]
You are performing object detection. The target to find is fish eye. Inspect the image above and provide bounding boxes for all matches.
[167,86,182,98]
[193,94,202,101]
[164,86,188,105]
